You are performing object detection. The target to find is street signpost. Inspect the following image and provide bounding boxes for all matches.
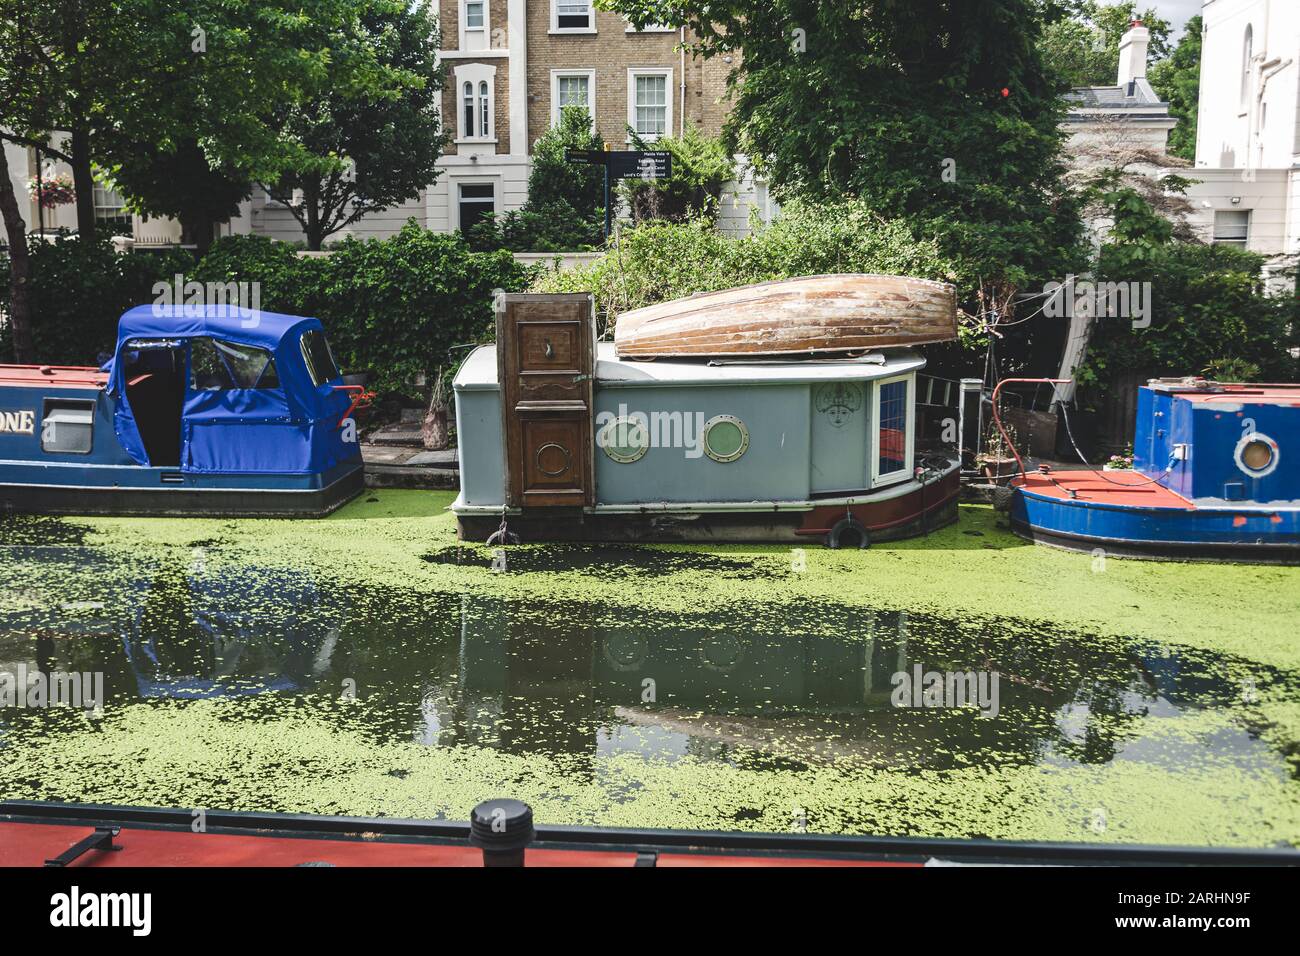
[564,149,674,240]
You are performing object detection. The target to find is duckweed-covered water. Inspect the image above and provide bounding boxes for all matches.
[2,495,1298,847]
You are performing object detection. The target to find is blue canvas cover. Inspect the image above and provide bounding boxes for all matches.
[108,305,359,475]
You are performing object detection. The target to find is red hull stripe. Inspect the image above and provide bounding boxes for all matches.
[0,822,907,868]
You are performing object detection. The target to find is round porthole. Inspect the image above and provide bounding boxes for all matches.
[1235,432,1279,478]
[598,416,649,464]
[703,414,749,463]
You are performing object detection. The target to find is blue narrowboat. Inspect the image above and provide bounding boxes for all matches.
[1009,378,1300,560]
[0,305,365,516]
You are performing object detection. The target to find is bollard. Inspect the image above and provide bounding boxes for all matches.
[469,798,535,867]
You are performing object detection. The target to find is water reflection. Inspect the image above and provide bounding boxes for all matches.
[1,547,1290,781]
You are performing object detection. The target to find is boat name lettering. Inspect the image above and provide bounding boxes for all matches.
[0,409,36,435]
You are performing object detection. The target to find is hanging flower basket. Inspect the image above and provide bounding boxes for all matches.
[28,173,76,208]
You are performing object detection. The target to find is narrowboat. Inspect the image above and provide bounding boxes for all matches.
[1008,378,1300,560]
[452,284,961,546]
[0,305,365,517]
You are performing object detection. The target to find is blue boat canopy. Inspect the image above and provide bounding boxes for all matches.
[107,305,356,476]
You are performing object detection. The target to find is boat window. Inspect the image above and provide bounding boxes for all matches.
[41,400,95,455]
[190,338,280,390]
[300,329,342,387]
[703,415,749,463]
[598,416,649,463]
[878,379,908,476]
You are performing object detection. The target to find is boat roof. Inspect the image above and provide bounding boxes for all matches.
[1147,381,1300,407]
[456,342,926,391]
[117,304,320,350]
[0,365,107,390]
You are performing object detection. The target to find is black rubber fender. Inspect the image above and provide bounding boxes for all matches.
[991,484,1015,513]
[825,516,870,549]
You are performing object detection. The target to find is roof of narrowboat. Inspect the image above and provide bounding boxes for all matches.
[0,365,107,389]
[455,342,926,391]
[1146,380,1300,406]
[116,304,321,350]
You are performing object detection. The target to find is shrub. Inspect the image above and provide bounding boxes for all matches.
[0,238,192,364]
[620,123,734,224]
[532,199,959,334]
[192,222,531,397]
[1076,242,1298,394]
[469,107,606,252]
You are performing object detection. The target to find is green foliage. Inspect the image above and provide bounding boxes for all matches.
[1075,185,1295,392]
[1148,15,1201,162]
[470,107,606,252]
[1077,241,1296,392]
[607,0,1088,308]
[0,238,192,363]
[192,224,531,396]
[621,123,734,223]
[532,199,957,333]
[1038,1,1172,88]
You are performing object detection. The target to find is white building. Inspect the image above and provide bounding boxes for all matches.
[1186,0,1298,262]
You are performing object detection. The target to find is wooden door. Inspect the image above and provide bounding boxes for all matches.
[496,293,595,509]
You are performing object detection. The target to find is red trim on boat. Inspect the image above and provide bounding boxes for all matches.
[0,822,897,868]
[0,364,107,389]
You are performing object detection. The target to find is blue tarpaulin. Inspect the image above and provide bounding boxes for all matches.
[108,305,357,475]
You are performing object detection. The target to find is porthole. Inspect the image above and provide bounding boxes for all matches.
[1235,432,1279,478]
[598,416,649,464]
[703,414,749,463]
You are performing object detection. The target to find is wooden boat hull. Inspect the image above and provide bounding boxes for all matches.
[614,274,958,359]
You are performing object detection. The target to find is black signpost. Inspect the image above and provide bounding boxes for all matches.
[565,149,673,240]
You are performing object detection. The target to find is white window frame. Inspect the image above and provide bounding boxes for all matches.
[453,63,497,144]
[452,177,501,232]
[869,374,914,488]
[551,0,596,34]
[550,69,596,127]
[626,68,673,142]
[459,0,490,51]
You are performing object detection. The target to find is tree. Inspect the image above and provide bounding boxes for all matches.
[621,123,734,224]
[1148,15,1201,161]
[607,0,1087,320]
[1038,2,1171,88]
[262,0,449,250]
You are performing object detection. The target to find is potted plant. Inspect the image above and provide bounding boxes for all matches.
[28,172,75,209]
[976,424,1020,484]
[1104,447,1134,471]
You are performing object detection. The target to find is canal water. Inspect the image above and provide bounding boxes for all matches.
[2,536,1297,842]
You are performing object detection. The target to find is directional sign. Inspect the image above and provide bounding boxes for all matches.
[608,151,672,180]
[564,149,672,181]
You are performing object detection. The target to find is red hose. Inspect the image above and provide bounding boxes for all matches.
[989,378,1071,480]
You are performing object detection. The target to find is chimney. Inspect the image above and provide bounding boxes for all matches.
[1117,18,1149,88]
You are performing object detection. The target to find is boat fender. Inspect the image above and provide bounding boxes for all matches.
[826,517,870,550]
[991,485,1014,513]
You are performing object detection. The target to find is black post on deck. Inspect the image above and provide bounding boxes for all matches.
[469,798,535,867]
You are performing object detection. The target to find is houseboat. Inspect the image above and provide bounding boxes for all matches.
[1009,378,1300,560]
[453,280,961,547]
[0,305,365,517]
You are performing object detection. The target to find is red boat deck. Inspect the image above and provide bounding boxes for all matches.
[0,364,107,389]
[1015,470,1194,509]
[0,822,892,868]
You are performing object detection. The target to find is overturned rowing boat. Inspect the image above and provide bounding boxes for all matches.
[614,274,958,359]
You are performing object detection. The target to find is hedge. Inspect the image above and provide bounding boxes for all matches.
[2,222,531,398]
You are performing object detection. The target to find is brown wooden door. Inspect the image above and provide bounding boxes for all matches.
[496,293,595,509]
